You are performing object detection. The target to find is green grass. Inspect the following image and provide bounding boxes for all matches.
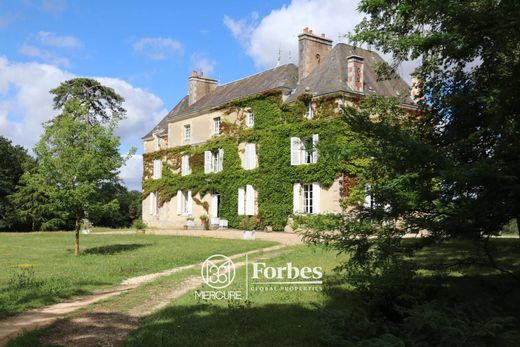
[122,238,520,346]
[123,245,346,347]
[0,232,275,318]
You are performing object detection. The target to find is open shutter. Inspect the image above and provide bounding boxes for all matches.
[187,190,193,215]
[218,148,224,172]
[312,134,319,163]
[293,183,301,214]
[250,143,257,169]
[211,194,219,217]
[176,190,182,215]
[245,185,255,215]
[149,192,155,215]
[153,160,162,179]
[238,187,245,215]
[312,183,320,214]
[290,137,301,166]
[204,151,212,173]
[181,156,186,176]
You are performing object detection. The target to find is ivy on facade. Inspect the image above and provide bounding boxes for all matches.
[142,91,368,230]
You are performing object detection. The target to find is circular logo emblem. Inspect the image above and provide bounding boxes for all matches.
[201,254,236,289]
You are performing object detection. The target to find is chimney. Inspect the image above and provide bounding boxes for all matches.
[347,55,364,93]
[188,70,217,105]
[298,27,332,81]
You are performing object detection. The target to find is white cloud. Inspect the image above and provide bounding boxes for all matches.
[0,57,167,190]
[132,37,184,61]
[190,53,216,75]
[224,0,418,82]
[19,43,70,67]
[119,154,143,191]
[37,31,83,49]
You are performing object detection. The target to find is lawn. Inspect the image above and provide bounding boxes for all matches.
[0,232,275,318]
[122,238,520,346]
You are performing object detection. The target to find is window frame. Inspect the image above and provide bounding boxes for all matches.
[183,124,191,143]
[213,117,221,136]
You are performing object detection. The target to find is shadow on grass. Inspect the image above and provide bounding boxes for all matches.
[82,243,149,255]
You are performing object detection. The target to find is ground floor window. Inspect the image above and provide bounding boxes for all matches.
[176,190,192,216]
[293,182,320,215]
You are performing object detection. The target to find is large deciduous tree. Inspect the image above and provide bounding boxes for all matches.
[350,0,520,237]
[36,99,129,255]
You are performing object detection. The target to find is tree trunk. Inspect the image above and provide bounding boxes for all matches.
[74,216,80,256]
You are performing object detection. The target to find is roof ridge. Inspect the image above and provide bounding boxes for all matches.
[217,63,297,88]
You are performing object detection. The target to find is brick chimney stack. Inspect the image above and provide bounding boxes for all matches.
[347,55,364,93]
[298,27,332,81]
[188,70,217,105]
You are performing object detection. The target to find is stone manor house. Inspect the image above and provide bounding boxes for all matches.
[142,28,416,230]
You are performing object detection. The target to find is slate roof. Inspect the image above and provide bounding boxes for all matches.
[143,43,413,139]
[143,64,298,139]
[286,43,412,102]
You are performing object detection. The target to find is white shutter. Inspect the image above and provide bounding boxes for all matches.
[176,190,182,215]
[290,137,301,166]
[218,148,224,172]
[249,143,257,169]
[312,183,320,214]
[204,151,212,174]
[211,194,219,217]
[153,160,162,179]
[187,190,193,215]
[293,183,301,214]
[312,134,319,163]
[238,187,245,215]
[149,192,155,215]
[245,185,255,215]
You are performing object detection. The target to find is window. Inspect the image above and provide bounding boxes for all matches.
[293,183,320,215]
[213,117,221,135]
[176,190,192,216]
[181,155,190,176]
[238,185,256,216]
[204,149,224,173]
[246,110,254,128]
[149,192,158,215]
[304,102,313,119]
[152,160,162,179]
[303,184,313,214]
[183,124,191,143]
[244,143,257,170]
[290,134,319,166]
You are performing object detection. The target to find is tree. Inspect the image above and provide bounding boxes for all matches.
[348,0,520,238]
[35,100,129,255]
[9,170,71,231]
[0,136,35,230]
[50,78,125,125]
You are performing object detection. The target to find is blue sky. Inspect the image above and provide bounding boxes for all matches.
[1,0,415,190]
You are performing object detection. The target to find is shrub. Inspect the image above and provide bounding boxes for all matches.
[131,219,147,230]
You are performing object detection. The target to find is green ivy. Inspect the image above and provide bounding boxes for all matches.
[143,91,366,230]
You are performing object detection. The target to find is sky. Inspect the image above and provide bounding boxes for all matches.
[0,0,417,191]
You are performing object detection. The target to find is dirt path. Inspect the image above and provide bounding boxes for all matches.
[39,249,290,347]
[96,228,305,245]
[0,244,286,346]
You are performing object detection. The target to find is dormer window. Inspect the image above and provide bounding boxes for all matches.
[153,134,160,150]
[304,102,313,119]
[246,110,254,128]
[183,124,191,143]
[213,117,221,136]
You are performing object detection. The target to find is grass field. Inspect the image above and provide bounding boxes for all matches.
[122,238,520,346]
[3,236,520,346]
[0,232,275,318]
